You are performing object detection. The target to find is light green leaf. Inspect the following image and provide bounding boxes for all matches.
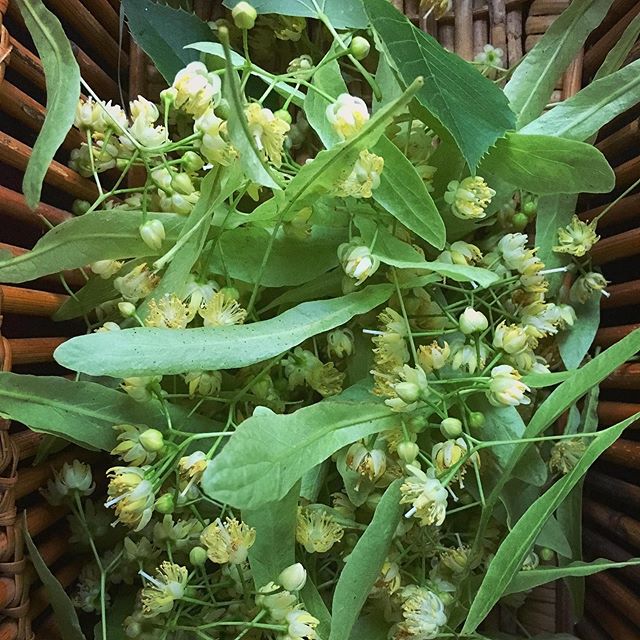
[521,60,640,141]
[504,557,640,596]
[201,393,397,510]
[522,370,571,388]
[594,11,640,81]
[365,0,515,169]
[558,295,600,370]
[504,0,613,128]
[479,133,615,195]
[259,270,343,314]
[54,285,393,377]
[222,0,368,29]
[122,0,213,82]
[0,373,213,451]
[329,480,403,640]
[209,226,345,287]
[0,211,183,284]
[53,275,117,321]
[245,482,300,589]
[301,579,332,640]
[537,515,572,558]
[463,412,640,633]
[15,0,81,209]
[24,520,86,640]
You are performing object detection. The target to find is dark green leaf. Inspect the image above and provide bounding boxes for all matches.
[201,393,397,510]
[222,0,368,29]
[53,276,117,321]
[463,412,640,632]
[0,211,182,284]
[24,519,87,640]
[0,372,213,451]
[479,133,615,195]
[366,0,515,169]
[504,0,614,127]
[594,11,640,80]
[558,295,600,370]
[522,370,571,388]
[55,285,393,377]
[245,482,300,589]
[504,558,640,596]
[122,0,213,82]
[349,612,389,640]
[521,60,640,141]
[329,480,403,640]
[301,578,332,640]
[15,0,81,209]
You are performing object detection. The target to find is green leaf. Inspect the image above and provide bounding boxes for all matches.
[481,403,547,487]
[0,372,213,451]
[521,60,640,141]
[372,138,445,250]
[54,285,393,377]
[558,295,600,370]
[479,133,615,195]
[504,0,613,128]
[594,11,640,80]
[209,226,345,287]
[301,578,332,640]
[365,0,515,170]
[349,613,389,640]
[463,412,640,633]
[0,211,183,284]
[53,275,117,321]
[201,393,397,510]
[504,558,640,596]
[329,480,403,640]
[24,519,87,640]
[522,370,571,388]
[245,482,300,589]
[122,0,213,82]
[537,515,572,558]
[15,0,81,209]
[222,0,368,29]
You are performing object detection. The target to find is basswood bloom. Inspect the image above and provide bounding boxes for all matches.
[570,272,608,304]
[44,460,95,505]
[334,150,384,199]
[69,140,119,176]
[130,96,159,124]
[448,240,483,266]
[553,216,599,257]
[498,232,529,271]
[105,466,155,530]
[199,517,256,564]
[372,308,411,396]
[458,307,488,334]
[432,438,479,486]
[171,61,222,117]
[386,365,429,412]
[111,424,164,466]
[338,239,380,285]
[492,321,529,354]
[549,438,586,474]
[326,328,355,359]
[139,219,166,251]
[445,177,495,220]
[183,370,222,398]
[74,98,104,131]
[419,0,452,19]
[487,365,530,407]
[520,302,563,338]
[450,339,489,374]
[120,375,162,402]
[475,44,504,69]
[90,259,123,279]
[418,341,450,373]
[296,507,344,553]
[278,563,307,592]
[395,585,447,639]
[114,264,159,301]
[145,294,190,329]
[372,560,402,596]
[400,465,448,526]
[439,545,474,575]
[245,102,290,167]
[346,442,387,482]
[198,291,247,327]
[178,451,208,486]
[256,581,298,621]
[194,109,236,166]
[140,562,188,616]
[285,608,320,640]
[129,116,168,147]
[326,93,369,139]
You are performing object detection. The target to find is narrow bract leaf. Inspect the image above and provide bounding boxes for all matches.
[0,211,182,284]
[521,60,640,141]
[594,11,640,81]
[201,394,397,510]
[122,0,213,82]
[301,579,332,640]
[505,0,613,127]
[0,372,213,451]
[24,521,87,640]
[366,0,515,169]
[222,0,368,29]
[245,483,300,589]
[329,480,403,640]
[558,295,600,370]
[463,412,640,632]
[504,558,640,596]
[15,0,81,209]
[54,285,393,377]
[479,133,615,195]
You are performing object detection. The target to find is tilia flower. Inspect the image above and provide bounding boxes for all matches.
[445,176,495,220]
[487,365,530,407]
[338,238,380,285]
[106,466,155,531]
[334,150,384,199]
[245,102,290,167]
[140,562,188,616]
[198,291,247,327]
[171,61,221,117]
[325,93,369,139]
[296,507,344,553]
[400,466,448,526]
[200,518,256,564]
[144,294,191,329]
[395,585,447,639]
[553,216,599,257]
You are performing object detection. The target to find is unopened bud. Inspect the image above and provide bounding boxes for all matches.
[154,493,175,514]
[72,199,91,215]
[139,428,164,452]
[274,109,292,124]
[459,307,488,334]
[139,219,166,251]
[182,151,204,173]
[397,441,419,464]
[232,1,257,29]
[394,382,420,404]
[189,546,208,567]
[278,563,307,591]
[440,417,463,438]
[468,411,485,429]
[171,172,195,195]
[350,36,370,60]
[118,301,137,318]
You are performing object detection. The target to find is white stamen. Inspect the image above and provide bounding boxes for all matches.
[104,494,126,508]
[540,266,568,275]
[139,569,163,588]
[404,506,417,519]
[600,289,611,298]
[362,329,385,336]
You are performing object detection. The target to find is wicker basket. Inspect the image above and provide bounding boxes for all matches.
[0,1,638,638]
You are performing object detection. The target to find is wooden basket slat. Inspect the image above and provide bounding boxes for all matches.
[0,287,66,317]
[0,185,71,228]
